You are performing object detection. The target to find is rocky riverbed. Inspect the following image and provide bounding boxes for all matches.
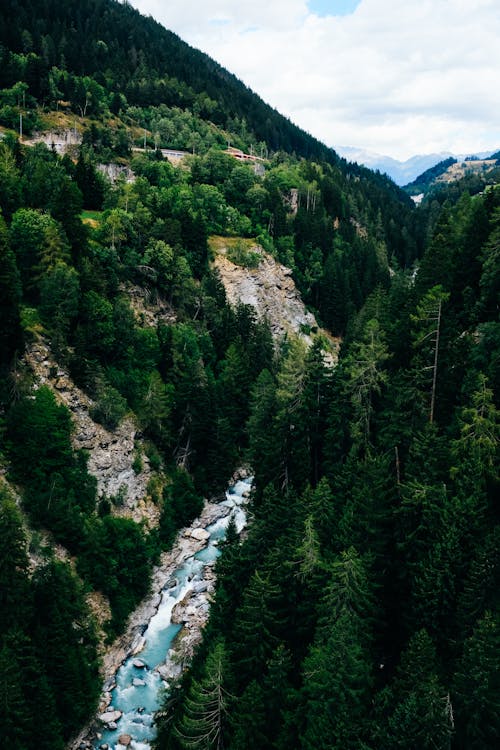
[70,471,252,750]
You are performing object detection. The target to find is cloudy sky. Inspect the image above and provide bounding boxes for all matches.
[130,0,500,160]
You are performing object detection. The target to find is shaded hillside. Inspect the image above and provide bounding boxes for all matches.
[0,1,415,212]
[1,2,498,750]
[156,176,500,750]
[404,156,457,195]
[0,0,340,160]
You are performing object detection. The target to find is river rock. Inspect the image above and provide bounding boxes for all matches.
[99,745,109,750]
[157,661,182,681]
[131,634,146,655]
[99,709,122,724]
[192,580,209,594]
[190,528,210,541]
[118,735,132,747]
[75,479,251,750]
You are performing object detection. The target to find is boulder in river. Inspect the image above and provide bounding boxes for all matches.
[132,658,147,669]
[118,735,132,747]
[192,580,209,594]
[157,661,182,681]
[99,709,122,724]
[131,634,146,655]
[190,527,210,541]
[133,677,146,686]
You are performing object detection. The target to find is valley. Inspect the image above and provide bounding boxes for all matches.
[0,2,498,750]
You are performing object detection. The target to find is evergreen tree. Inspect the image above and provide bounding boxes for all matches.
[373,630,453,750]
[0,213,22,367]
[229,680,268,750]
[246,368,279,493]
[231,569,284,686]
[410,285,450,424]
[0,487,30,635]
[31,559,100,739]
[175,641,231,750]
[301,609,373,750]
[452,611,500,749]
[343,318,390,450]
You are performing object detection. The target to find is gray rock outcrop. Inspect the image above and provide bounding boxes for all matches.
[212,244,339,365]
[23,341,158,525]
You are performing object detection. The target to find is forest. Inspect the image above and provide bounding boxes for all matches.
[0,1,498,749]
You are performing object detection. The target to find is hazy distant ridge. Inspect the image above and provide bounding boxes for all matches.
[336,145,497,185]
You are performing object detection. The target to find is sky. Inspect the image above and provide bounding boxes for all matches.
[129,0,500,160]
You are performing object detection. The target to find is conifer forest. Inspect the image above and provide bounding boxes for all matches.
[0,1,498,749]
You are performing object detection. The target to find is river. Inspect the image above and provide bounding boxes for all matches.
[92,475,252,750]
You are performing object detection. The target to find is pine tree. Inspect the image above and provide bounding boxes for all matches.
[175,641,231,750]
[410,285,450,424]
[0,636,32,749]
[232,569,284,685]
[0,488,31,635]
[450,372,499,497]
[302,609,373,750]
[273,338,309,491]
[246,368,279,493]
[373,630,453,750]
[343,318,390,451]
[0,213,21,367]
[229,680,268,750]
[452,612,500,749]
[31,559,100,739]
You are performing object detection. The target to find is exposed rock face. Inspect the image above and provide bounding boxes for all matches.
[214,250,316,341]
[23,341,159,526]
[212,243,339,364]
[97,163,135,184]
[123,284,176,329]
[25,127,82,155]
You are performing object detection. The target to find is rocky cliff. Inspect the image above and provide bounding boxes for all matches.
[211,239,339,364]
[23,340,159,527]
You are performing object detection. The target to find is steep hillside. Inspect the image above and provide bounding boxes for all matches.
[210,237,339,363]
[0,0,418,218]
[23,338,158,523]
[0,0,340,160]
[406,155,500,201]
[0,2,498,750]
[404,156,457,196]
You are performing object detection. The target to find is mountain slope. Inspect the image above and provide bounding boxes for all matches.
[335,146,454,185]
[2,2,498,750]
[0,0,338,160]
[0,0,419,208]
[403,157,458,195]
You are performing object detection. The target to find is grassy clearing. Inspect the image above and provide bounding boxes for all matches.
[81,210,103,227]
[209,236,262,267]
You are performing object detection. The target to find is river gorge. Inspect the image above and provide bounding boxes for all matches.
[73,474,252,750]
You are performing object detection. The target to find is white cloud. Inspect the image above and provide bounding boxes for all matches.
[130,0,500,160]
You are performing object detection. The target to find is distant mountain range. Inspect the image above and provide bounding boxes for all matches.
[335,146,497,186]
